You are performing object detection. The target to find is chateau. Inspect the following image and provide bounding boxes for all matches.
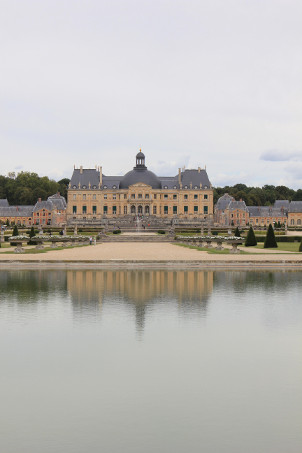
[67,151,214,223]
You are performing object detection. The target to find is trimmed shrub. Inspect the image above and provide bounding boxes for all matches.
[13,225,19,237]
[264,224,278,248]
[245,226,257,247]
[299,238,302,252]
[234,227,241,237]
[112,229,121,234]
[157,230,166,234]
[28,226,36,245]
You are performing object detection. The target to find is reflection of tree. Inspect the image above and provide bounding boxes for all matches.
[0,270,67,303]
[213,270,302,293]
[67,270,214,331]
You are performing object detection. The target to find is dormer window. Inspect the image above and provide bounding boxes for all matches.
[73,185,77,189]
[92,185,97,189]
[164,185,168,189]
[82,185,87,189]
[113,185,116,189]
[103,185,107,189]
[173,185,177,189]
[184,185,188,189]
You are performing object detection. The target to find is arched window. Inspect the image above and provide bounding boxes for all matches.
[297,219,301,225]
[145,206,150,214]
[131,205,136,214]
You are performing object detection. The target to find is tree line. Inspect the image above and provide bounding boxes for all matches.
[214,184,302,206]
[0,172,70,205]
[0,172,301,207]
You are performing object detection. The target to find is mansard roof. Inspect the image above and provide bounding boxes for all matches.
[288,201,302,213]
[180,169,211,188]
[215,193,234,211]
[69,160,212,191]
[47,193,67,209]
[228,200,248,211]
[70,169,101,189]
[33,200,54,212]
[0,199,9,207]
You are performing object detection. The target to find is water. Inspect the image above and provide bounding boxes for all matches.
[0,269,301,453]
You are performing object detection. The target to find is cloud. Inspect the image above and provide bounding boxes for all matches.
[260,150,302,162]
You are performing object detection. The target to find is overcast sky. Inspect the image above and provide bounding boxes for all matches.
[1,0,301,188]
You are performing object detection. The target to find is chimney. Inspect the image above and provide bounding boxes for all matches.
[80,165,83,174]
[178,168,181,185]
[99,166,103,185]
[198,167,201,173]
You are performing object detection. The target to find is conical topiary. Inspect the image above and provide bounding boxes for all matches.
[264,224,278,248]
[29,226,36,245]
[234,227,241,237]
[13,225,19,237]
[245,226,257,247]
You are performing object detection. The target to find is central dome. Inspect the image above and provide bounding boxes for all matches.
[119,152,161,189]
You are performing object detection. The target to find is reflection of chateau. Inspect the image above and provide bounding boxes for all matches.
[67,269,214,332]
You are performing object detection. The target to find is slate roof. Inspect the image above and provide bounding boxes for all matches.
[274,200,290,211]
[47,193,67,209]
[0,206,34,217]
[180,169,211,189]
[288,201,302,213]
[247,206,287,217]
[69,165,212,191]
[33,200,54,212]
[0,199,9,207]
[70,169,101,189]
[228,200,248,212]
[215,193,234,211]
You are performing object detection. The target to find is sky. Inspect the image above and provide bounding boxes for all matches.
[0,0,301,189]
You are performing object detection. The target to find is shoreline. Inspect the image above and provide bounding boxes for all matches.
[1,260,302,270]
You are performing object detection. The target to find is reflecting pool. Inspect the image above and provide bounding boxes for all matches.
[0,269,301,453]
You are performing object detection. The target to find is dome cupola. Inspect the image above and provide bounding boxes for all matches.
[119,150,161,189]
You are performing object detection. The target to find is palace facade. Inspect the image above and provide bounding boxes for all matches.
[67,151,214,223]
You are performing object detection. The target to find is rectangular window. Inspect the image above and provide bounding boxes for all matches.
[194,206,198,212]
[154,194,157,199]
[153,206,157,215]
[173,194,177,200]
[82,205,87,214]
[83,194,86,200]
[138,194,142,199]
[113,194,116,200]
[93,194,96,200]
[173,206,177,214]
[145,194,149,199]
[131,194,135,199]
[204,194,208,200]
[203,205,208,215]
[103,206,108,214]
[113,206,117,214]
[184,206,188,213]
[124,206,127,214]
[194,194,198,199]
[124,194,127,199]
[73,194,76,200]
[164,206,168,214]
[184,194,188,200]
[164,194,168,199]
[104,194,107,199]
[92,206,97,214]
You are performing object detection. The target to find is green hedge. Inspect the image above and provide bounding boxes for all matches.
[255,235,301,243]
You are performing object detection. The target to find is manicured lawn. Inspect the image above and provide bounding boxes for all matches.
[255,242,301,252]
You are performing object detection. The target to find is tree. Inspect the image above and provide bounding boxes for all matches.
[13,225,19,237]
[234,227,241,237]
[28,226,36,245]
[245,226,257,246]
[264,224,278,248]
